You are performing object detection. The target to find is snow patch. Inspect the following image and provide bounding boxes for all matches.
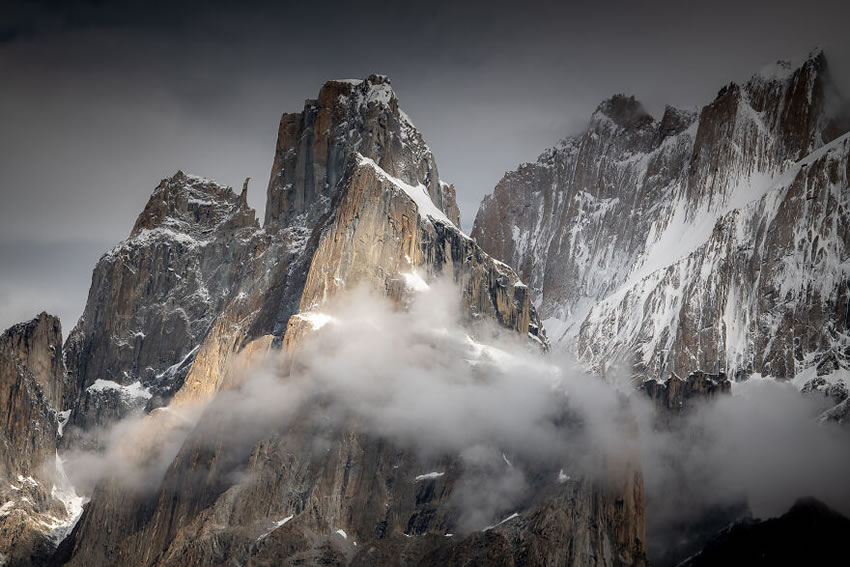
[294,311,335,331]
[49,451,86,544]
[257,515,294,541]
[357,155,457,228]
[402,271,429,292]
[483,512,520,531]
[87,379,152,401]
[414,472,445,482]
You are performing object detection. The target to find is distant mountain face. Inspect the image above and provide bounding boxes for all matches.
[472,50,850,402]
[19,75,648,567]
[8,49,846,566]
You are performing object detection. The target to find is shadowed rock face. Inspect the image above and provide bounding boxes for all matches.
[60,172,260,448]
[53,76,648,567]
[0,314,76,566]
[680,498,850,567]
[642,371,732,417]
[472,50,850,390]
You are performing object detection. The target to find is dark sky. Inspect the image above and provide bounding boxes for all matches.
[2,0,849,331]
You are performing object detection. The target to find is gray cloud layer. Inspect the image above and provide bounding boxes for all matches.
[2,0,849,329]
[63,283,850,546]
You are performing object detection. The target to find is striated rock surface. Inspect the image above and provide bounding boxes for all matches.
[0,314,81,566]
[472,50,850,391]
[61,172,260,444]
[53,76,648,567]
[266,74,460,229]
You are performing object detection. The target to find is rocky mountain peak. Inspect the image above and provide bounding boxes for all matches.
[748,47,826,87]
[658,105,698,138]
[593,93,654,129]
[130,171,257,239]
[473,48,850,385]
[2,311,64,409]
[265,74,461,229]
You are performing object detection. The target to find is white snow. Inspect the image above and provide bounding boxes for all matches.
[402,271,430,292]
[16,475,37,487]
[414,472,445,482]
[48,451,86,544]
[257,515,294,541]
[0,501,14,517]
[336,529,348,539]
[557,469,570,483]
[356,155,456,228]
[294,311,335,330]
[87,379,152,401]
[57,410,71,438]
[483,512,520,531]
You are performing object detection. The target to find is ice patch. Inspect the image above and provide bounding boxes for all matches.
[414,472,445,482]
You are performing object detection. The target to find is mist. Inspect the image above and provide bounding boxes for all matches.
[62,279,850,544]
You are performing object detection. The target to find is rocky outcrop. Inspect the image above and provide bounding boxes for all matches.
[642,371,732,416]
[265,75,460,228]
[0,314,80,566]
[61,172,260,442]
[53,76,649,567]
[472,50,850,387]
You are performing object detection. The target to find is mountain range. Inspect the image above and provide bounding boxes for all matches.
[1,50,849,566]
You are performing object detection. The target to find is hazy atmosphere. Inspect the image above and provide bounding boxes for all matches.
[3,2,850,565]
[1,0,849,329]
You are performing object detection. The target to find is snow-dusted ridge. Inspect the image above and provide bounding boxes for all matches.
[356,154,458,229]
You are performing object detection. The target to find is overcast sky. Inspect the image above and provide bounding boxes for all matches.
[2,0,848,332]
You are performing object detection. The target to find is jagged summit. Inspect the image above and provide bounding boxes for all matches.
[265,73,461,229]
[130,170,257,238]
[593,94,655,129]
[659,105,698,138]
[473,48,850,384]
[750,46,825,84]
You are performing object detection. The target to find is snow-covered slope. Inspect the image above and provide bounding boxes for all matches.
[473,49,850,392]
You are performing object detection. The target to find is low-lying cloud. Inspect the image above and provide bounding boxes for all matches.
[62,279,850,552]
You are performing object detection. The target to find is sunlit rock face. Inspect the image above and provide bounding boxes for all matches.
[472,50,850,396]
[59,172,261,448]
[54,76,648,567]
[265,74,461,229]
[0,314,80,566]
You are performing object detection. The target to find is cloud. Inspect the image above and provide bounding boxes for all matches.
[61,281,850,544]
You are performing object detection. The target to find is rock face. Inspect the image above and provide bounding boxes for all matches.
[680,498,850,567]
[642,371,732,416]
[52,75,645,566]
[62,172,260,444]
[472,50,850,394]
[0,314,80,566]
[265,75,461,229]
